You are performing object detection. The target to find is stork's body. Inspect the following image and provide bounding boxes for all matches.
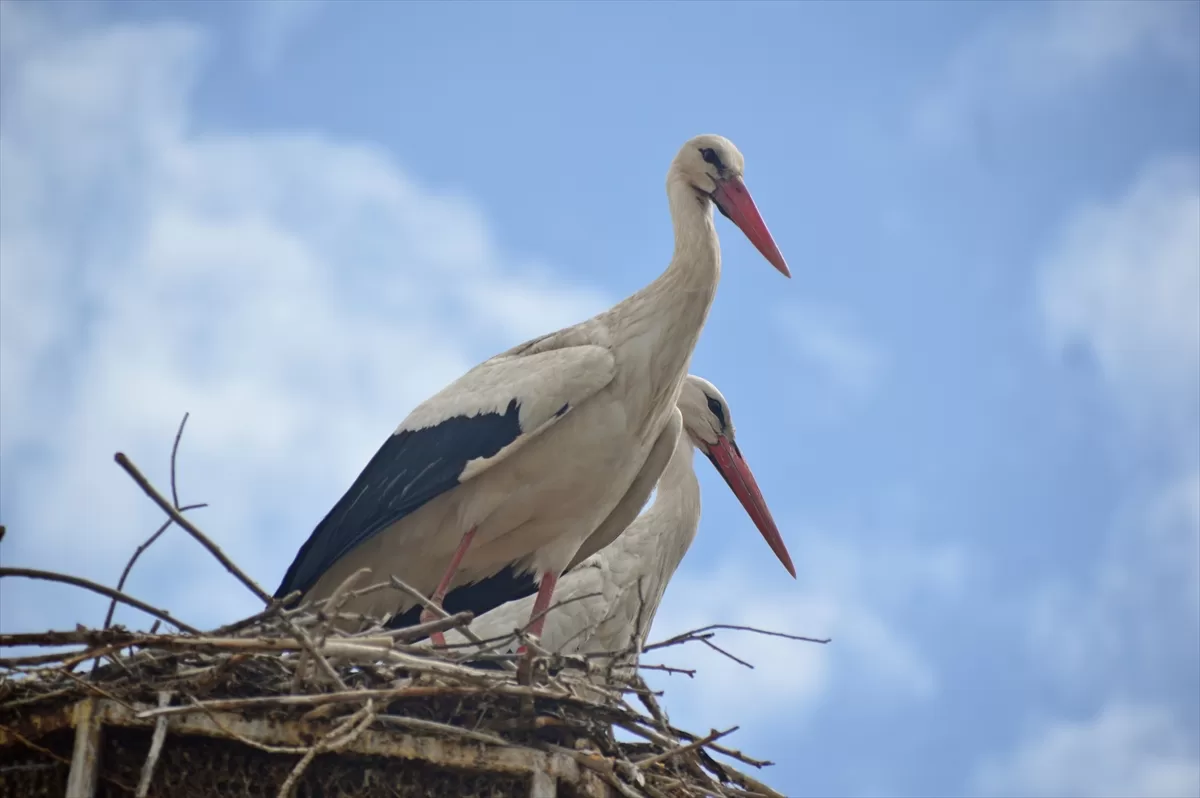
[274,136,791,641]
[428,376,781,665]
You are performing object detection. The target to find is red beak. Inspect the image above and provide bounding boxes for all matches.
[704,436,797,578]
[711,176,790,278]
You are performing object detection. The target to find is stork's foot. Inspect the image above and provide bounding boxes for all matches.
[516,642,538,685]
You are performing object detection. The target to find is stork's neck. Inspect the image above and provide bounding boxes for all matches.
[607,173,721,425]
[613,433,701,621]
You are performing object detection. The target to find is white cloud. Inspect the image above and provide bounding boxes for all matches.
[995,152,1200,798]
[775,301,884,405]
[1031,156,1199,687]
[243,0,324,74]
[976,703,1200,798]
[1040,155,1200,451]
[916,1,1200,144]
[0,1,609,634]
[1030,469,1200,693]
[641,526,967,732]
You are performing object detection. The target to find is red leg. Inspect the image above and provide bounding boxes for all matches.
[517,571,559,653]
[422,525,478,646]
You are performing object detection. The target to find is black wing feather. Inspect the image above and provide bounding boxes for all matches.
[275,399,524,599]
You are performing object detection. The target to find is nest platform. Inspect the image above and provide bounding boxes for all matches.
[0,442,802,798]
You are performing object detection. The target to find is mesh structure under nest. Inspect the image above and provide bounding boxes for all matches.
[1,727,542,798]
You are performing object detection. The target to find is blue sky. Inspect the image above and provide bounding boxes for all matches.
[1,1,1198,796]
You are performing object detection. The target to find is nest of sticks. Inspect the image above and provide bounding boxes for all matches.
[0,417,817,798]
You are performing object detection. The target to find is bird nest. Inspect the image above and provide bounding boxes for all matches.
[0,419,807,798]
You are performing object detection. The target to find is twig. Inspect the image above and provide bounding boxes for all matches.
[102,505,206,632]
[0,568,199,634]
[376,714,510,746]
[209,592,299,636]
[136,692,172,797]
[539,742,647,798]
[388,575,517,673]
[700,638,754,670]
[103,413,206,632]
[636,726,738,769]
[638,663,695,677]
[114,452,272,604]
[643,624,830,654]
[373,611,475,642]
[277,700,376,798]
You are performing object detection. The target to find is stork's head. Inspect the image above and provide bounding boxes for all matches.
[672,134,790,278]
[678,375,797,578]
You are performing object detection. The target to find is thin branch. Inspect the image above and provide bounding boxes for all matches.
[700,638,754,670]
[636,726,738,770]
[644,624,830,653]
[136,692,172,797]
[638,663,695,678]
[208,591,299,636]
[102,505,206,632]
[168,413,188,509]
[114,452,272,604]
[0,568,199,634]
[106,415,203,632]
[388,575,516,673]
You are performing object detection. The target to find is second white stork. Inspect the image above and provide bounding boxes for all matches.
[425,375,783,666]
[274,135,791,643]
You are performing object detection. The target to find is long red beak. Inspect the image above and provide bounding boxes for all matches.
[704,436,796,578]
[711,176,790,278]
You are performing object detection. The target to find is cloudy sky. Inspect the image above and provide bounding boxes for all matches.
[1,1,1197,796]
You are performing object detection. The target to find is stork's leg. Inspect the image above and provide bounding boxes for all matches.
[520,572,559,648]
[516,572,559,683]
[422,525,478,646]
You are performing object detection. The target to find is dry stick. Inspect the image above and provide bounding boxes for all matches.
[103,413,206,632]
[538,742,647,798]
[136,692,172,798]
[699,638,754,670]
[55,667,139,713]
[209,591,300,636]
[388,575,517,673]
[642,624,830,654]
[0,568,199,634]
[376,714,510,746]
[294,568,370,690]
[638,663,695,678]
[315,568,372,646]
[662,725,772,770]
[102,505,207,630]
[276,700,376,798]
[114,452,272,604]
[373,611,475,642]
[636,727,738,770]
[278,617,347,691]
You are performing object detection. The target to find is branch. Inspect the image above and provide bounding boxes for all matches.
[636,726,738,769]
[0,568,199,634]
[114,452,272,604]
[643,623,830,654]
[104,413,207,631]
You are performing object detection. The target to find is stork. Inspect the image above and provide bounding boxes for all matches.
[274,135,791,648]
[425,375,782,668]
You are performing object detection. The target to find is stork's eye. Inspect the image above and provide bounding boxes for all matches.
[706,395,727,429]
[699,147,724,171]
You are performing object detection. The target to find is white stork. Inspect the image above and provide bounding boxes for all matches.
[274,135,791,646]
[424,375,780,667]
